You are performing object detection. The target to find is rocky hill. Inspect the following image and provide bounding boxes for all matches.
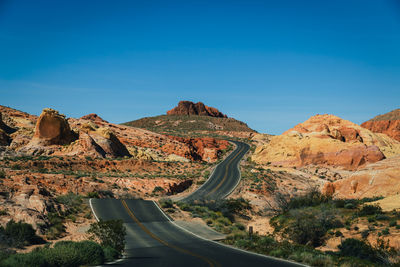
[123,101,255,139]
[167,101,227,118]
[252,114,400,170]
[361,108,400,141]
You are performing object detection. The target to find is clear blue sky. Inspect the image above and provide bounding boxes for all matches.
[1,0,399,134]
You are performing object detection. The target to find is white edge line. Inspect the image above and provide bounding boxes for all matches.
[90,198,128,266]
[89,198,100,222]
[178,141,238,201]
[152,201,309,267]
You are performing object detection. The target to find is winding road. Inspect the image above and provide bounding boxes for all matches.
[90,141,303,266]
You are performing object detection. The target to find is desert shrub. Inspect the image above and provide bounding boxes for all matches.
[0,210,8,216]
[45,212,65,239]
[1,250,48,267]
[98,190,114,198]
[359,205,382,216]
[102,246,119,262]
[344,203,355,209]
[375,214,390,221]
[381,228,390,235]
[338,238,382,264]
[389,220,397,227]
[152,186,165,194]
[0,169,5,178]
[200,198,250,222]
[2,220,42,248]
[282,204,343,247]
[48,240,104,266]
[11,164,21,170]
[88,219,126,257]
[159,199,174,209]
[287,188,331,210]
[335,230,343,237]
[361,230,370,239]
[87,191,100,198]
[1,241,105,267]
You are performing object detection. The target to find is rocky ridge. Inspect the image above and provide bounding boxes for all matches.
[361,108,400,142]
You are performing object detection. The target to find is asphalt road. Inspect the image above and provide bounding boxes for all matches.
[182,140,250,202]
[90,199,302,267]
[90,140,303,266]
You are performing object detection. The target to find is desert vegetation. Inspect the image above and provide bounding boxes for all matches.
[0,219,125,266]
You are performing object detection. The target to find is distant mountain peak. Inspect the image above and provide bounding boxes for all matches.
[167,101,227,118]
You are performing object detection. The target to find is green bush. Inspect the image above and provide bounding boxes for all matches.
[1,241,105,267]
[103,246,119,262]
[361,230,370,239]
[159,199,174,209]
[359,205,382,216]
[344,203,355,209]
[2,220,42,248]
[49,240,104,266]
[87,192,100,198]
[389,220,397,227]
[88,219,126,257]
[0,169,5,178]
[338,238,382,263]
[1,250,48,267]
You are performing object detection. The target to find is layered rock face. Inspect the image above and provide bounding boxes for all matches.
[252,114,400,170]
[322,155,400,198]
[31,108,77,146]
[167,101,227,118]
[361,109,400,142]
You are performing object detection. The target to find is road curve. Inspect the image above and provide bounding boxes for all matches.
[182,140,249,202]
[90,198,303,267]
[90,140,303,266]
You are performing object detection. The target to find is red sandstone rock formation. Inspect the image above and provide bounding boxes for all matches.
[31,108,77,146]
[167,101,227,118]
[361,109,400,142]
[80,113,109,124]
[167,136,229,162]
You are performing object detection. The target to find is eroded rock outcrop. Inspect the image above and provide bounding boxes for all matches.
[167,101,227,118]
[252,114,400,170]
[80,113,109,124]
[322,155,400,198]
[31,108,77,146]
[361,109,400,142]
[89,128,131,158]
[167,136,230,162]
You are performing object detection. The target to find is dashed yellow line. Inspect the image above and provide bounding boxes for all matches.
[121,200,219,267]
[205,146,244,197]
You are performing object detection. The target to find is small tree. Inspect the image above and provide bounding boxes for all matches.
[88,219,126,257]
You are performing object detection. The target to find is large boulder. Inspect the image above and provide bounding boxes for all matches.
[90,128,131,158]
[167,101,227,118]
[31,108,77,146]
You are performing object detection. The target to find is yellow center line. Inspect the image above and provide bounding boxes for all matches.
[205,146,244,197]
[121,200,219,267]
